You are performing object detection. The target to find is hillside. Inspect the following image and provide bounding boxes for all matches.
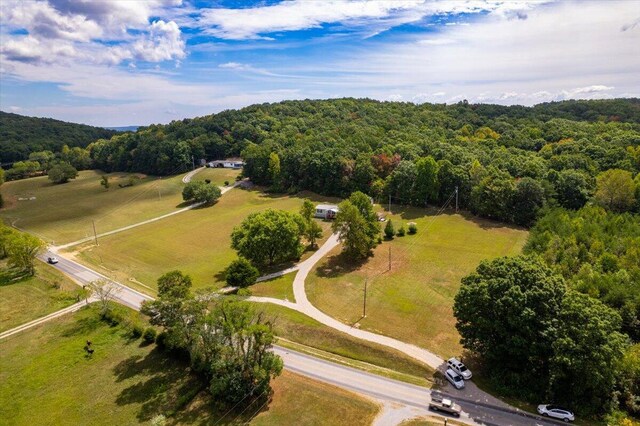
[0,112,119,164]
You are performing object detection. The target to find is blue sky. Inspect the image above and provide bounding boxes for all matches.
[1,0,639,126]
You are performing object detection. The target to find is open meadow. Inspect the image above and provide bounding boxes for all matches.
[306,204,528,358]
[0,170,184,245]
[0,261,83,332]
[72,188,337,294]
[0,168,241,245]
[192,167,241,187]
[0,306,380,426]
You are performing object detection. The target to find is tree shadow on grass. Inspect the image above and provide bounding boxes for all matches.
[0,268,31,287]
[314,252,367,279]
[60,314,102,337]
[114,347,203,422]
[455,209,526,231]
[171,394,272,426]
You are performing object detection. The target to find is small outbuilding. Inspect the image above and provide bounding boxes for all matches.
[315,204,339,220]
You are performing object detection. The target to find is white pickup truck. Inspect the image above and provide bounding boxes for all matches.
[429,393,462,417]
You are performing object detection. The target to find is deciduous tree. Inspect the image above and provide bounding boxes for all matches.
[48,162,78,184]
[7,232,44,275]
[454,256,565,396]
[595,169,636,212]
[231,209,304,267]
[225,258,259,288]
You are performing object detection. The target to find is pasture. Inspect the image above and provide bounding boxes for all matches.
[306,204,528,358]
[72,189,337,294]
[0,261,82,332]
[0,306,379,425]
[0,170,185,245]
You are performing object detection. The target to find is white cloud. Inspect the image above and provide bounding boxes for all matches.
[331,1,640,105]
[196,0,545,40]
[219,62,247,70]
[132,20,185,62]
[0,0,186,65]
[198,1,423,40]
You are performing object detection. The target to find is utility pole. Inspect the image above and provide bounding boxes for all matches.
[92,220,99,246]
[455,186,459,213]
[191,155,195,170]
[363,278,368,318]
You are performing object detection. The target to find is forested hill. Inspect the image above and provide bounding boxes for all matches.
[89,99,640,216]
[0,111,119,163]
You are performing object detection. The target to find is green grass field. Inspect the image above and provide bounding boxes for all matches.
[0,170,186,245]
[0,261,83,332]
[192,167,241,186]
[306,204,528,358]
[251,370,379,426]
[72,189,338,295]
[249,273,296,301]
[251,302,434,383]
[0,306,379,425]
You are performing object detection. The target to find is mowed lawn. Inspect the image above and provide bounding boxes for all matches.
[0,306,380,426]
[73,189,338,294]
[306,205,528,358]
[192,167,241,186]
[0,261,83,332]
[251,302,434,382]
[0,170,186,245]
[250,371,379,426]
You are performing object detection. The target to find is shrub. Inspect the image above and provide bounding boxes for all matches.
[408,222,418,234]
[130,323,144,339]
[143,327,157,343]
[156,331,168,348]
[102,309,123,326]
[226,258,259,288]
[224,180,229,186]
[396,226,406,237]
[204,179,211,184]
[384,220,395,239]
[150,414,167,426]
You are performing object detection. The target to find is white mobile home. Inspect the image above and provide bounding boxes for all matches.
[206,160,245,169]
[315,204,339,220]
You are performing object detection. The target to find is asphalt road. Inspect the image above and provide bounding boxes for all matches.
[40,252,566,426]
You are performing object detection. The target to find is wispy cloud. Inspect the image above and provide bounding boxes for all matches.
[194,0,545,40]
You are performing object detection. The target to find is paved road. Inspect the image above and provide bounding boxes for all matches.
[275,347,563,426]
[32,254,563,426]
[39,253,151,310]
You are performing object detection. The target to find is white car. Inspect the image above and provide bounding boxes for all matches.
[537,404,575,422]
[447,357,472,380]
[445,368,465,389]
[47,256,59,264]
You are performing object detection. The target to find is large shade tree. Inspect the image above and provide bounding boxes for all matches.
[454,255,565,396]
[231,209,304,267]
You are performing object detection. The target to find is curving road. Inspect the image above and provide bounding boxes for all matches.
[11,253,563,426]
[8,168,564,425]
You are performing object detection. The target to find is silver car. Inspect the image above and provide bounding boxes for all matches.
[447,357,472,380]
[537,404,575,422]
[445,368,465,389]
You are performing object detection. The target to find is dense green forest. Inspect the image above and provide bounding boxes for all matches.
[526,206,640,340]
[0,112,118,163]
[88,98,640,222]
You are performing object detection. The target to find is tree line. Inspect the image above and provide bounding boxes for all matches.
[0,111,118,164]
[67,98,640,226]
